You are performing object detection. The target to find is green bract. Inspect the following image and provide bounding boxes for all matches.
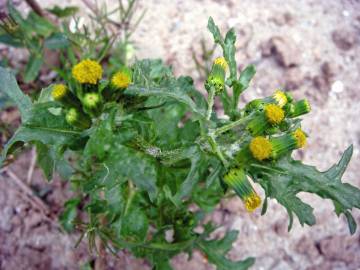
[1,17,360,270]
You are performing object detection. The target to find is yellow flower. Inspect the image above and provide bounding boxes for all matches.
[265,104,285,124]
[273,90,288,107]
[244,193,262,212]
[72,59,103,84]
[111,70,131,89]
[293,128,307,148]
[214,57,228,70]
[224,168,262,212]
[249,136,272,161]
[51,84,67,100]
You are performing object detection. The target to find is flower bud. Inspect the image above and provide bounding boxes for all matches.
[288,99,311,118]
[205,57,227,95]
[292,128,307,148]
[111,67,132,90]
[249,134,297,161]
[65,108,91,130]
[224,168,261,212]
[272,90,288,107]
[246,104,285,136]
[51,84,80,108]
[82,92,103,116]
[270,134,297,159]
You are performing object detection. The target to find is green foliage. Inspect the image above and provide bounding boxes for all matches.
[0,0,144,83]
[1,17,360,270]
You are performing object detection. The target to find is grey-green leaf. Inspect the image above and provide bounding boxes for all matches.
[0,67,32,121]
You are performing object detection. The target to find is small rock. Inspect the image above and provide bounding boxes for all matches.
[261,36,301,68]
[318,235,360,264]
[0,206,14,232]
[331,29,357,51]
[271,12,294,26]
[285,67,304,90]
[295,236,320,261]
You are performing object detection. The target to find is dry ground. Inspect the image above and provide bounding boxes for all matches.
[1,0,360,269]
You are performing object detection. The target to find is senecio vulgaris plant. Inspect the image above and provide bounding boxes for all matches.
[1,17,360,270]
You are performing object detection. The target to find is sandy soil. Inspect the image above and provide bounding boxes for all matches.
[1,0,360,269]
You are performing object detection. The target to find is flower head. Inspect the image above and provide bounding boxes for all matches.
[83,92,102,108]
[111,68,132,89]
[224,168,261,212]
[65,108,91,130]
[213,57,228,70]
[293,128,307,148]
[265,104,285,124]
[273,90,288,107]
[72,59,103,84]
[244,193,262,212]
[52,84,68,101]
[249,136,272,161]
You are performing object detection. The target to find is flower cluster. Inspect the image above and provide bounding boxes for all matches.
[223,88,311,212]
[52,59,132,129]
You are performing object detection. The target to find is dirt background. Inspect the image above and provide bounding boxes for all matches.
[1,0,360,269]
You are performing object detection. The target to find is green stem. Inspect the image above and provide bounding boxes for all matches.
[208,135,228,168]
[206,87,216,121]
[213,113,253,136]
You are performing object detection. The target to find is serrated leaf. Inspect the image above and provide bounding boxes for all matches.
[1,102,81,166]
[0,67,32,121]
[196,231,255,270]
[250,146,360,233]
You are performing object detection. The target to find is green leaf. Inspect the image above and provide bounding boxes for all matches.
[224,28,237,81]
[46,5,79,18]
[238,65,256,92]
[121,204,149,242]
[83,115,158,201]
[1,102,81,165]
[0,67,32,120]
[60,198,81,232]
[44,33,70,49]
[196,231,255,270]
[35,142,55,181]
[173,147,206,204]
[232,65,256,110]
[207,17,224,46]
[126,83,205,117]
[24,53,43,82]
[250,146,360,233]
[26,12,57,37]
[0,34,24,47]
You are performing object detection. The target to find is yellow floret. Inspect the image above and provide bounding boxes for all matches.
[72,59,103,84]
[265,104,285,124]
[244,193,262,212]
[293,128,307,148]
[111,71,131,89]
[51,84,67,100]
[273,90,288,107]
[214,57,228,70]
[249,136,272,161]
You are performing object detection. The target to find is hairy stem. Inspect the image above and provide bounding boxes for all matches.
[206,87,215,121]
